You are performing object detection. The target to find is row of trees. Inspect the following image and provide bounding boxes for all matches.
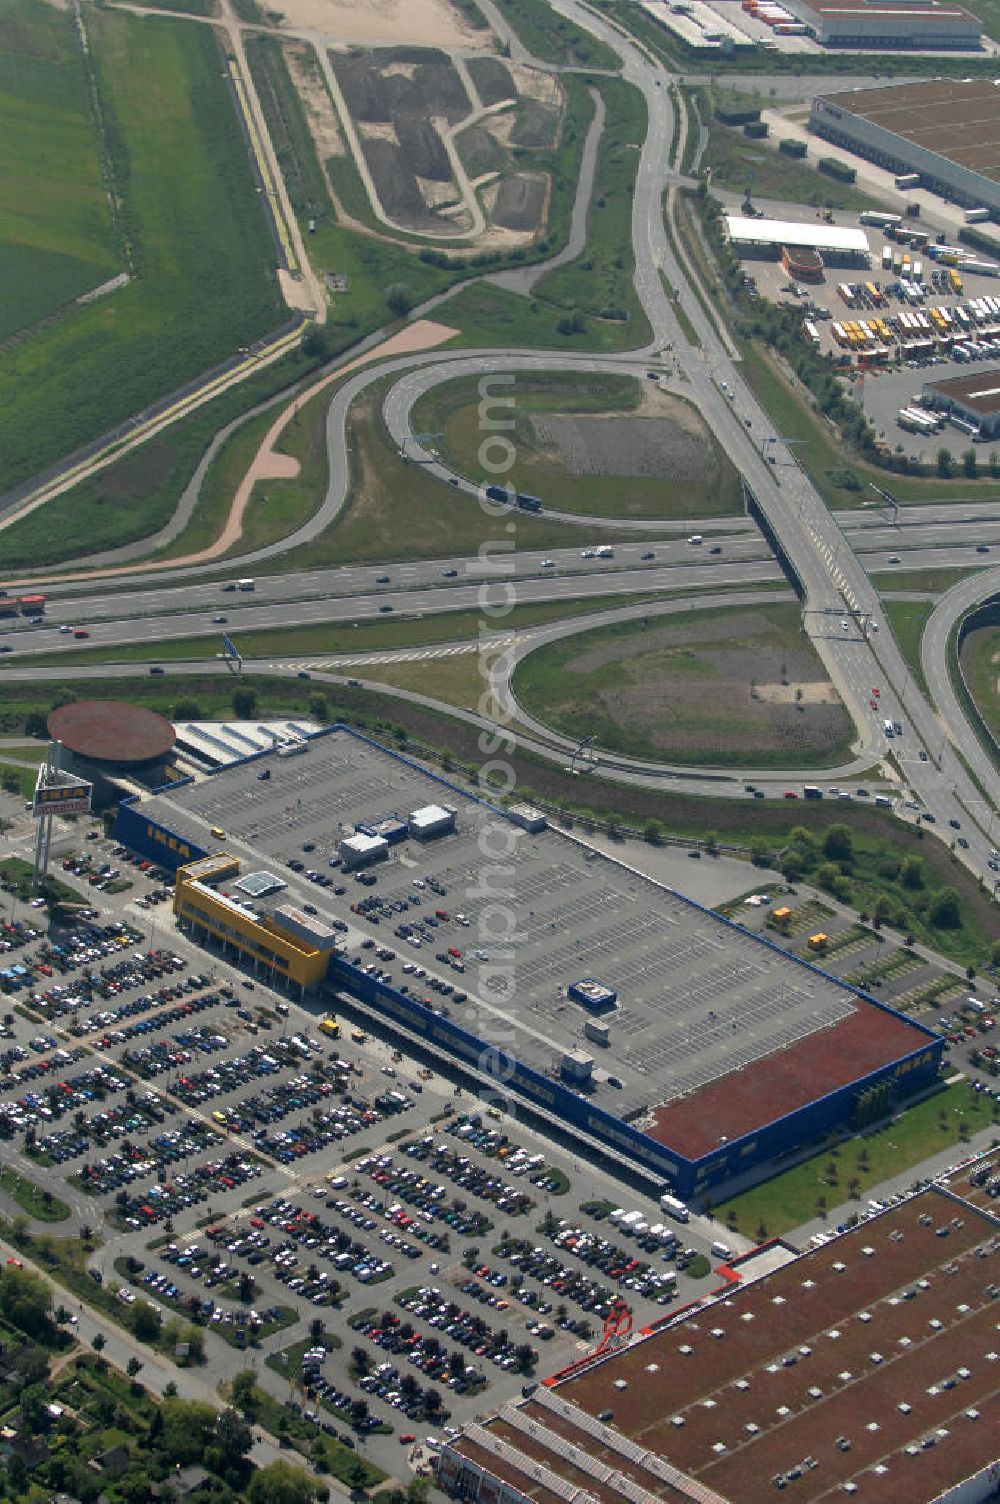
[776,823,964,932]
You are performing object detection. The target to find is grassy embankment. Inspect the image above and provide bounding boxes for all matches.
[958,622,1000,744]
[718,1081,1000,1237]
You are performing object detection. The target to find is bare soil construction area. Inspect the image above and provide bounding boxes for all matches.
[512,605,854,768]
[264,0,491,50]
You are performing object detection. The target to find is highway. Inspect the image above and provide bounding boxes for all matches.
[1,0,996,884]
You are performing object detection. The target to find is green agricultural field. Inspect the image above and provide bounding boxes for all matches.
[512,603,855,767]
[959,622,1000,742]
[0,347,318,573]
[0,8,282,495]
[0,0,119,341]
[410,370,744,518]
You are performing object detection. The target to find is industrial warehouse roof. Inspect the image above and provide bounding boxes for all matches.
[820,80,1000,183]
[445,1186,1000,1504]
[923,365,1000,414]
[724,215,870,253]
[137,727,935,1162]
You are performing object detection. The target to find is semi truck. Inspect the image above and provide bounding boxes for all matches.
[965,207,991,224]
[660,1193,690,1222]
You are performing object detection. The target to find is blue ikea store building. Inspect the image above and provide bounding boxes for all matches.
[114,726,944,1200]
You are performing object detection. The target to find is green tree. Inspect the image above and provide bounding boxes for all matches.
[173,698,203,719]
[962,448,977,479]
[231,1370,257,1418]
[131,1301,161,1342]
[386,284,414,319]
[0,1265,51,1339]
[248,1458,323,1504]
[936,447,953,478]
[126,1357,143,1379]
[232,686,258,719]
[899,855,925,890]
[216,1406,253,1459]
[161,1398,219,1465]
[91,1333,106,1353]
[822,824,853,862]
[927,886,962,929]
[308,693,329,723]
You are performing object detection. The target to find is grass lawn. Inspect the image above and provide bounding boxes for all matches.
[512,602,856,768]
[718,1081,1000,1236]
[0,7,282,496]
[265,1332,342,1383]
[0,1166,70,1222]
[534,79,651,344]
[872,568,979,594]
[410,370,743,519]
[0,0,119,342]
[882,600,933,698]
[441,281,646,355]
[958,622,1000,742]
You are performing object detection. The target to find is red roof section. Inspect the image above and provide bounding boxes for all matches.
[645,1001,933,1158]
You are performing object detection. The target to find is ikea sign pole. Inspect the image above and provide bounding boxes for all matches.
[31,759,93,888]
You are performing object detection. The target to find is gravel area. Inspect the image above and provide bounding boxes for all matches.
[529,412,711,480]
[455,123,506,178]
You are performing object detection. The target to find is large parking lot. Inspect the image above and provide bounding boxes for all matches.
[0,786,744,1474]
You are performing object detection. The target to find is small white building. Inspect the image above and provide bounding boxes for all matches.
[338,832,388,869]
[408,804,456,841]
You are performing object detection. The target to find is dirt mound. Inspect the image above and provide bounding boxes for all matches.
[331,52,389,121]
[467,56,515,105]
[492,172,546,231]
[455,123,505,178]
[396,116,451,180]
[362,138,438,230]
[529,414,709,481]
[511,98,560,149]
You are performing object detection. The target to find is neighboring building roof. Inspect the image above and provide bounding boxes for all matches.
[725,216,870,253]
[48,700,176,766]
[444,1187,1000,1504]
[924,366,1000,415]
[819,81,1000,183]
[801,0,978,19]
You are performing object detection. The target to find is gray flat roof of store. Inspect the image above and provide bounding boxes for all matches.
[141,729,933,1156]
[820,80,1000,183]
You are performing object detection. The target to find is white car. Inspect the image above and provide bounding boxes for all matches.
[540,559,555,568]
[581,549,596,559]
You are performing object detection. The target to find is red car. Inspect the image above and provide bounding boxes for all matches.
[400,1434,415,1444]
